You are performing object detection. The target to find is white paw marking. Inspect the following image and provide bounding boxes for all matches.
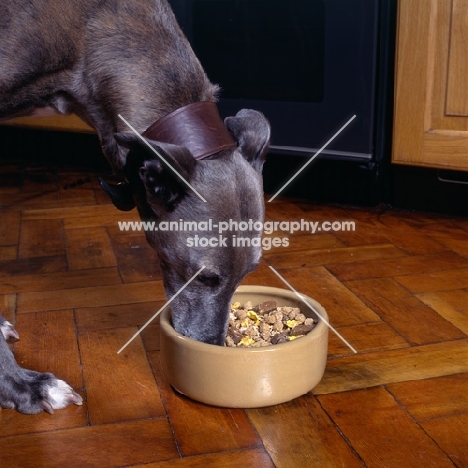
[46,379,83,409]
[0,321,19,340]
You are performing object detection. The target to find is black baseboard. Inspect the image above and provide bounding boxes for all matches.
[390,165,468,217]
[0,127,111,173]
[2,126,467,217]
[263,153,381,207]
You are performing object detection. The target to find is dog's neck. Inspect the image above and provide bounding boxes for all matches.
[142,102,237,160]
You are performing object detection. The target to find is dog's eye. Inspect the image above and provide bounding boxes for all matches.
[196,274,220,287]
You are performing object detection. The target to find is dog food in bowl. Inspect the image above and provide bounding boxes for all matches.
[226,300,317,347]
[159,285,329,408]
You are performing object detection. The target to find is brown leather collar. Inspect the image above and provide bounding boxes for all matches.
[142,102,237,160]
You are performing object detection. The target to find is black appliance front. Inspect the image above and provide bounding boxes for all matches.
[168,0,378,162]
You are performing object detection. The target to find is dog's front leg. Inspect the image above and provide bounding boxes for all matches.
[0,315,82,414]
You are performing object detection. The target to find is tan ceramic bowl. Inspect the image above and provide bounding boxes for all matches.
[160,285,329,408]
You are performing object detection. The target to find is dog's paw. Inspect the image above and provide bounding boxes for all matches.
[3,371,83,415]
[0,319,20,341]
[37,375,83,414]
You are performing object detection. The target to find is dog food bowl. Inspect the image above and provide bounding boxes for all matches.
[159,285,329,408]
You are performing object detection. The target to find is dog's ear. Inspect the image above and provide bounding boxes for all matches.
[225,109,271,174]
[115,133,197,213]
[98,176,136,211]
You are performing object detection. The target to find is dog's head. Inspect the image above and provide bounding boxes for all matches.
[101,109,270,344]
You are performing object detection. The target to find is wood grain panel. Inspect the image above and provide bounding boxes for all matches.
[446,0,468,115]
[393,0,468,170]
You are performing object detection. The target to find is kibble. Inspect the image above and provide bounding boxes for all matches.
[225,300,317,347]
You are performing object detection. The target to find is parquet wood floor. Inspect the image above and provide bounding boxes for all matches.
[1,162,468,467]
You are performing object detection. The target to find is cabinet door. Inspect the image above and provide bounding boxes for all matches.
[393,0,468,171]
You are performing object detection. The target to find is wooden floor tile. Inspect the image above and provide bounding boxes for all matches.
[133,448,275,468]
[422,222,468,257]
[295,203,353,220]
[0,419,178,468]
[326,250,468,282]
[0,266,121,294]
[74,301,165,331]
[22,204,123,221]
[317,387,455,467]
[14,310,83,391]
[421,414,468,467]
[387,373,468,421]
[264,231,345,254]
[328,322,409,357]
[313,339,468,395]
[333,218,389,246]
[364,215,448,255]
[0,210,20,246]
[264,243,406,269]
[149,351,262,457]
[247,395,364,468]
[0,404,87,438]
[265,200,307,220]
[109,232,161,283]
[417,289,468,334]
[65,227,116,270]
[1,190,59,208]
[79,327,165,425]
[0,245,17,261]
[276,266,380,327]
[16,281,166,313]
[345,277,466,345]
[240,259,285,288]
[0,255,68,279]
[0,293,16,323]
[2,161,468,467]
[18,219,64,259]
[394,267,468,293]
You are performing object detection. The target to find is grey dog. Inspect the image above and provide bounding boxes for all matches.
[0,0,270,414]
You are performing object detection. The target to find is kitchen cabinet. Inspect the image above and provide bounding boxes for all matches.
[393,0,468,171]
